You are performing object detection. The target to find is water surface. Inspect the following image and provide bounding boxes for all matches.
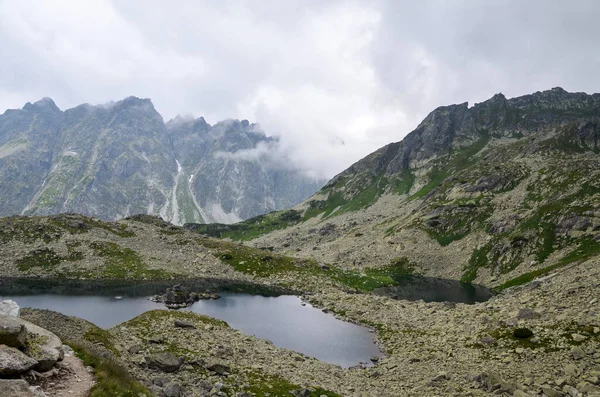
[0,291,382,368]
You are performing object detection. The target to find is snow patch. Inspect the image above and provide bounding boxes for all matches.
[189,174,194,184]
[176,159,182,174]
[63,151,78,157]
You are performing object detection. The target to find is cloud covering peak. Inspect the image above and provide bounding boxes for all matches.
[1,0,600,178]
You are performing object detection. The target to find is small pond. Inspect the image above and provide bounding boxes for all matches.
[0,276,493,368]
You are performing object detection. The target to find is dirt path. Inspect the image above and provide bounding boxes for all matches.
[38,351,95,397]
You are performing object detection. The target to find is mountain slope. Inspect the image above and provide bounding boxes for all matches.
[0,98,323,224]
[195,88,600,289]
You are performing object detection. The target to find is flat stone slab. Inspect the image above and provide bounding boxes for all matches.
[0,344,38,376]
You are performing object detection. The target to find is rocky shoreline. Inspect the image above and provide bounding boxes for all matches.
[5,255,598,396]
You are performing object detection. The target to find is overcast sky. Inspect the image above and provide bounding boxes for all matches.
[1,0,599,179]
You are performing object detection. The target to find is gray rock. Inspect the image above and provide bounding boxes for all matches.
[480,372,503,392]
[517,308,541,320]
[22,320,64,371]
[164,382,184,397]
[291,389,313,397]
[152,377,169,387]
[564,364,580,378]
[0,300,20,317]
[145,352,183,373]
[562,385,579,397]
[0,315,27,348]
[541,385,565,397]
[571,333,587,342]
[207,362,230,376]
[571,346,586,360]
[128,344,143,354]
[479,335,497,346]
[174,320,195,329]
[513,390,530,397]
[0,344,38,376]
[0,379,44,396]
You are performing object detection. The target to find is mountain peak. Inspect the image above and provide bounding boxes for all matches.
[23,97,61,113]
[116,96,155,109]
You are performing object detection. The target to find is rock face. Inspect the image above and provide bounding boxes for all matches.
[0,97,323,225]
[247,87,600,288]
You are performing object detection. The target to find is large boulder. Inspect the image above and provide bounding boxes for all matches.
[145,352,183,373]
[0,300,20,317]
[21,320,64,371]
[0,315,27,349]
[0,379,45,396]
[0,344,38,376]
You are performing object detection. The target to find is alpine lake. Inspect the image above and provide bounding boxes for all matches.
[0,276,493,368]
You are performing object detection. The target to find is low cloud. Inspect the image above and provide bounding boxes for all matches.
[2,0,600,179]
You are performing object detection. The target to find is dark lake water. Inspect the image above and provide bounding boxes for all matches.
[0,291,383,368]
[0,276,493,367]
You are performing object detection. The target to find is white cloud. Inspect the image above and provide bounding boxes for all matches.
[1,0,600,179]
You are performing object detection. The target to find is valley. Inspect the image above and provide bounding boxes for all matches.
[1,88,599,396]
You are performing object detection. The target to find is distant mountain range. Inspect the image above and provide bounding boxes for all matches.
[0,97,323,224]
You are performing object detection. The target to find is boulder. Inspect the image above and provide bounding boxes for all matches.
[207,362,230,376]
[145,352,183,373]
[164,382,184,397]
[22,320,64,371]
[0,315,27,348]
[0,379,45,396]
[0,300,20,317]
[517,308,541,320]
[174,320,195,329]
[0,344,38,376]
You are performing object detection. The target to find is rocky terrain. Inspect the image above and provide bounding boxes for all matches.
[0,97,323,225]
[190,88,600,291]
[0,300,94,397]
[0,87,599,396]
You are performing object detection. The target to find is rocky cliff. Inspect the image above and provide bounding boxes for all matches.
[0,98,322,225]
[198,87,600,290]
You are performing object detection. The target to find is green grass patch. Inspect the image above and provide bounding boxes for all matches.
[121,309,229,330]
[89,241,173,279]
[16,248,62,271]
[328,257,416,292]
[69,342,151,397]
[495,238,600,291]
[185,209,303,241]
[245,371,341,397]
[203,239,316,277]
[83,328,119,356]
[393,172,416,195]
